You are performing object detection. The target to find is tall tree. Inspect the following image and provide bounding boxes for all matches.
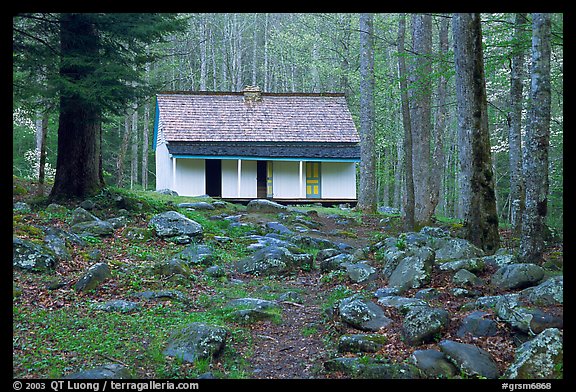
[397,13,415,230]
[409,13,435,228]
[13,13,188,200]
[453,13,500,254]
[358,13,376,213]
[508,13,528,235]
[520,13,552,264]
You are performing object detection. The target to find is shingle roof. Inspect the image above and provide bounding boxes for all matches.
[156,91,360,144]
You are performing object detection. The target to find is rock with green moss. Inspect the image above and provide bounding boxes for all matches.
[74,262,112,292]
[148,211,203,240]
[504,328,563,379]
[163,322,228,363]
[402,306,449,346]
[439,340,499,379]
[338,295,392,332]
[13,237,57,271]
[337,334,387,353]
[411,349,459,378]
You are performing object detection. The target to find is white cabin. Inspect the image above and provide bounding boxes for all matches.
[153,87,360,202]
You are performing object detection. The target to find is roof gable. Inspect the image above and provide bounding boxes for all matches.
[156,91,360,144]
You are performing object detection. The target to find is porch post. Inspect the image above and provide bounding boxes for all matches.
[299,161,304,198]
[237,159,242,197]
[172,157,177,192]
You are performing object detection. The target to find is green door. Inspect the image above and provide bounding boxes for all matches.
[306,162,321,198]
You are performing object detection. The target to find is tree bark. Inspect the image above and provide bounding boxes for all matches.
[398,13,415,230]
[509,13,528,235]
[409,13,435,228]
[520,13,552,264]
[358,13,377,213]
[431,14,449,219]
[452,13,500,254]
[49,14,104,201]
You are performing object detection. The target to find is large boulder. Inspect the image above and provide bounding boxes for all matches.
[338,295,393,332]
[71,207,99,225]
[401,307,449,346]
[491,263,545,290]
[520,275,563,306]
[337,334,387,353]
[411,349,459,378]
[74,263,112,292]
[163,322,228,363]
[387,247,434,293]
[225,298,281,323]
[64,364,132,379]
[457,311,499,338]
[235,245,312,276]
[148,211,203,240]
[439,340,499,379]
[13,237,56,271]
[435,238,484,262]
[504,328,563,379]
[70,220,115,237]
[246,199,289,214]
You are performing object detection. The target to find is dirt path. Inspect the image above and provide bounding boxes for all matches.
[241,274,337,379]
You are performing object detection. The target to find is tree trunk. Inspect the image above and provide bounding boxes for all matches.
[431,14,449,219]
[116,114,131,187]
[398,13,415,230]
[358,13,376,213]
[509,13,528,235]
[49,14,104,201]
[200,14,207,90]
[520,13,552,264]
[142,100,149,190]
[409,13,435,229]
[130,105,139,189]
[453,13,500,254]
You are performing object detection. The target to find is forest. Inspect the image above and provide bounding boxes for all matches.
[13,13,563,233]
[13,13,564,381]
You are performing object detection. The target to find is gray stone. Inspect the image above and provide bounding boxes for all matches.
[344,262,377,283]
[377,296,429,315]
[246,199,289,214]
[70,220,115,237]
[155,189,178,196]
[278,291,303,303]
[148,211,203,240]
[411,349,459,378]
[337,334,387,353]
[324,357,420,379]
[13,201,32,213]
[439,340,499,379]
[438,257,485,273]
[205,265,226,278]
[265,221,293,235]
[414,288,441,300]
[387,247,434,293]
[177,202,215,210]
[134,290,189,303]
[44,233,70,261]
[457,311,499,338]
[93,300,141,313]
[174,244,215,266]
[319,253,355,272]
[504,328,563,379]
[402,307,449,346]
[452,269,484,287]
[225,297,281,322]
[74,263,112,292]
[106,216,128,229]
[71,207,99,225]
[491,263,545,290]
[520,275,563,306]
[374,287,400,299]
[13,237,57,271]
[482,253,517,268]
[419,226,450,238]
[64,364,132,379]
[435,238,484,262]
[235,245,312,276]
[163,322,228,363]
[338,295,393,332]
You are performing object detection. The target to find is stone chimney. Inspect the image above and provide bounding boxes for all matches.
[243,85,262,102]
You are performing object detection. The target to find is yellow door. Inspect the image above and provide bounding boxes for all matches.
[306,162,321,198]
[267,161,273,197]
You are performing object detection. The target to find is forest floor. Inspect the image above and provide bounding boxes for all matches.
[13,178,564,380]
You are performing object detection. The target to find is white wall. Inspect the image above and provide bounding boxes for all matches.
[221,159,257,198]
[173,159,205,196]
[321,162,357,199]
[272,161,302,198]
[155,142,173,191]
